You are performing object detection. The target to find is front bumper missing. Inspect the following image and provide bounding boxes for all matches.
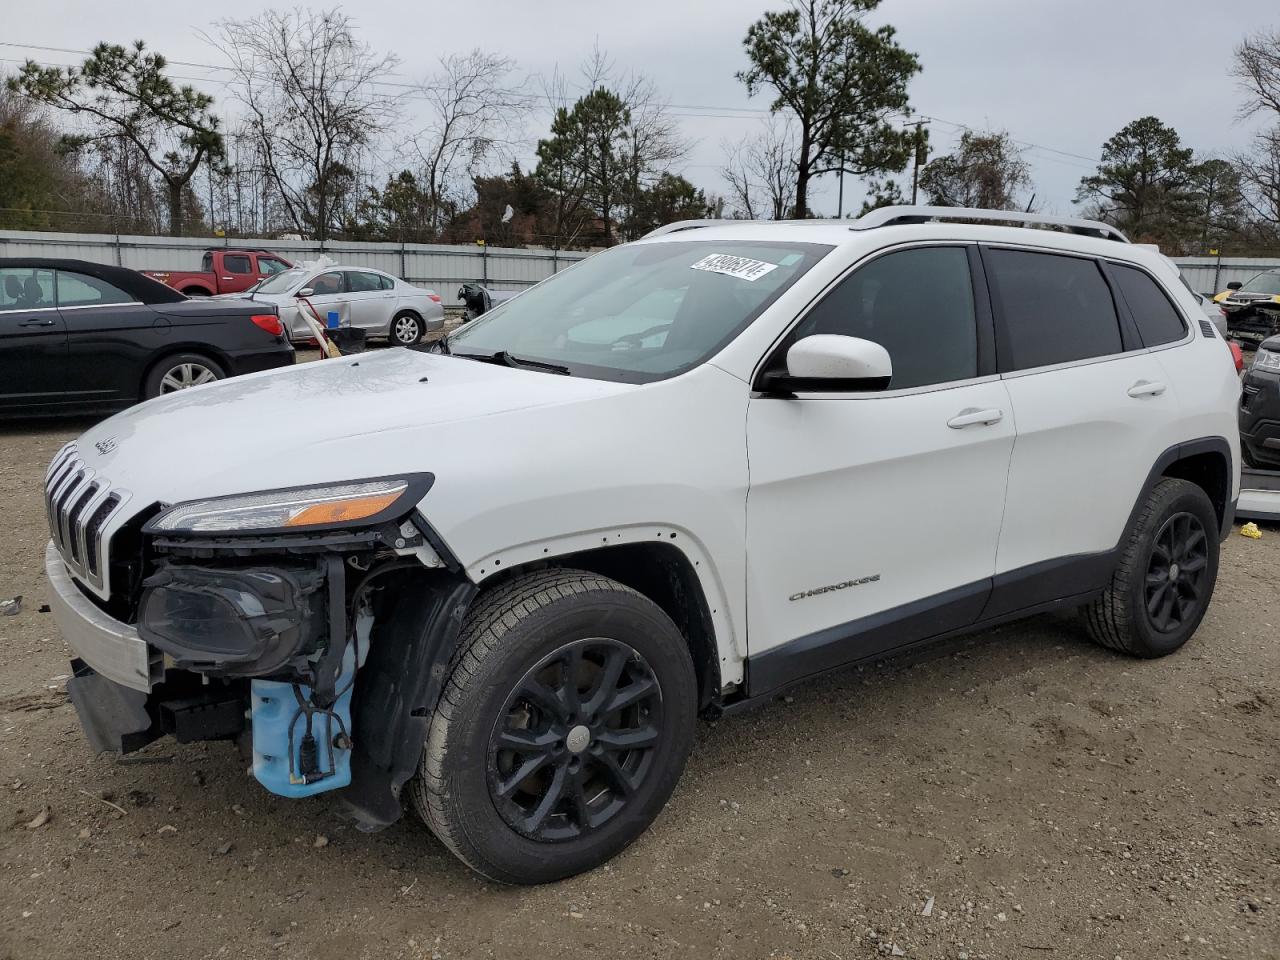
[45,541,161,692]
[47,532,478,827]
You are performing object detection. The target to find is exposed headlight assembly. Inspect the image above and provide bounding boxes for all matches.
[1253,349,1280,373]
[146,476,432,535]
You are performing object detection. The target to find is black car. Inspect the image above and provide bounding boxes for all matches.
[1221,269,1280,343]
[1239,334,1280,468]
[0,258,294,417]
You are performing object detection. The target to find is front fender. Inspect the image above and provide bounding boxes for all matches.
[464,522,745,686]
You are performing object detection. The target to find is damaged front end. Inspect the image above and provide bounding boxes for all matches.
[58,473,476,831]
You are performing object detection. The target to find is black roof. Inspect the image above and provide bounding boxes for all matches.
[0,258,186,305]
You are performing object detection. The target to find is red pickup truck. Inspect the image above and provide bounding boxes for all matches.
[143,249,294,297]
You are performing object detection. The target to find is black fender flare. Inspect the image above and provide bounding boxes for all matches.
[1139,436,1234,540]
[338,569,476,830]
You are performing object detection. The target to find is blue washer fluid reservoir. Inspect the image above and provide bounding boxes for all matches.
[251,641,360,798]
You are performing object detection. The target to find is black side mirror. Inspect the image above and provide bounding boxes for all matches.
[1228,281,1243,291]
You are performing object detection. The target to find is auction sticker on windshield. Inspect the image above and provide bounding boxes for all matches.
[690,253,779,282]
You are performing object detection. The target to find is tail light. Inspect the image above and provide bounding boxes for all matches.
[250,313,284,337]
[428,294,442,303]
[1229,340,1244,373]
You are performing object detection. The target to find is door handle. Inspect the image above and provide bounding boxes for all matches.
[1127,379,1167,398]
[19,318,56,327]
[947,407,1004,428]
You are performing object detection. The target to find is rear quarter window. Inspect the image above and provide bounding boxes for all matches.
[56,271,136,308]
[1111,264,1187,347]
[985,248,1123,372]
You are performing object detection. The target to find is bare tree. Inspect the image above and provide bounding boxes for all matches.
[721,116,797,219]
[1235,28,1280,119]
[1236,129,1280,228]
[208,8,401,241]
[1234,29,1280,230]
[409,50,532,236]
[581,47,690,241]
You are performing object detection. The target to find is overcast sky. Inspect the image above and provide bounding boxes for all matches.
[3,0,1277,216]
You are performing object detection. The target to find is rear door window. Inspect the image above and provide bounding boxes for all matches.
[55,272,136,308]
[346,271,385,293]
[379,274,395,290]
[985,249,1123,371]
[1111,264,1187,347]
[223,255,252,274]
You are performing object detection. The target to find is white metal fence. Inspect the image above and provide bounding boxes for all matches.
[2,228,1277,304]
[0,230,591,307]
[1171,257,1280,295]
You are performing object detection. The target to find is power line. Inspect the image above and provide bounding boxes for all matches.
[2,37,1107,219]
[0,39,1107,163]
[915,112,1100,166]
[0,41,774,118]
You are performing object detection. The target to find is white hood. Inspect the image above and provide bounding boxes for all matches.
[75,349,628,511]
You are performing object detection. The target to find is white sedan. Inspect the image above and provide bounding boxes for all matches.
[245,265,446,345]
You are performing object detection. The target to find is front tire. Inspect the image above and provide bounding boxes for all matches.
[391,311,423,345]
[1082,478,1219,658]
[410,569,696,884]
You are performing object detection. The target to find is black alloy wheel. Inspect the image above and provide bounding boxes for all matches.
[1083,477,1219,658]
[488,637,663,842]
[1144,511,1209,633]
[412,568,696,883]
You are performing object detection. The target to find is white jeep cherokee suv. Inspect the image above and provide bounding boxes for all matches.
[44,206,1240,883]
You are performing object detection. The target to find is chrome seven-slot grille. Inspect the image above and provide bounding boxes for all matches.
[45,444,129,591]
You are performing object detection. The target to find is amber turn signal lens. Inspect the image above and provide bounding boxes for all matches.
[284,492,401,527]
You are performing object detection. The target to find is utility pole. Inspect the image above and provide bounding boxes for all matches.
[910,119,930,205]
[837,152,846,218]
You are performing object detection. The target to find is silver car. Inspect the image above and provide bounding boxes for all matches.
[246,265,446,345]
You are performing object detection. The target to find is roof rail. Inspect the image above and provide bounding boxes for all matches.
[850,205,1129,243]
[641,219,738,239]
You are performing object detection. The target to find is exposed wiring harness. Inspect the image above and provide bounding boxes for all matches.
[283,559,417,784]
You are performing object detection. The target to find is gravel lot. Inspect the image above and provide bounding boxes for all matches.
[1,400,1278,960]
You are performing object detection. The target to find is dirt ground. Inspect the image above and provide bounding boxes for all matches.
[1,412,1278,960]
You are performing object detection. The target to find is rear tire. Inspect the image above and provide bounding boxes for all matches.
[143,353,226,399]
[391,311,423,345]
[410,568,696,884]
[1082,478,1219,658]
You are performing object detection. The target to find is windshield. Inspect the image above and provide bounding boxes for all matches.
[1242,272,1280,296]
[445,240,829,383]
[256,267,309,295]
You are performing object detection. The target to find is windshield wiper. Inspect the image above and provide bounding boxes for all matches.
[453,350,571,375]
